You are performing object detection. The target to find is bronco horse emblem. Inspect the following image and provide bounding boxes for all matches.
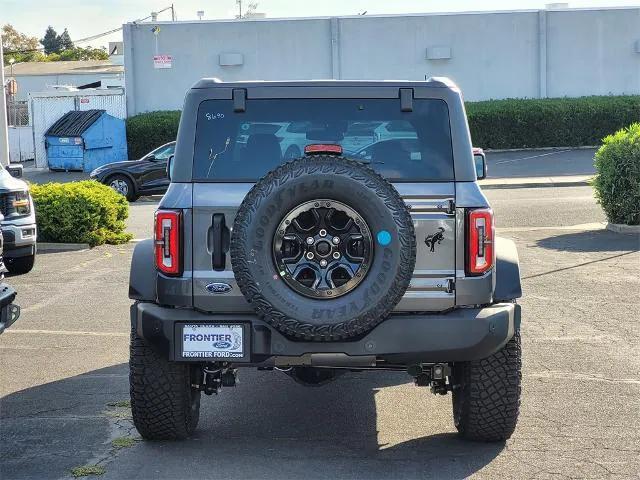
[424,227,446,252]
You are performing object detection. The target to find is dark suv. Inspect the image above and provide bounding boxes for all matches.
[128,78,523,442]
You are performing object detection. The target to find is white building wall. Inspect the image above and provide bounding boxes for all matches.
[546,8,640,97]
[124,8,640,115]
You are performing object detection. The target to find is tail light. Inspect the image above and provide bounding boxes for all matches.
[466,208,494,275]
[154,210,182,276]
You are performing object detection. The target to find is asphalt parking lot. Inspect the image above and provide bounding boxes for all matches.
[2,154,639,479]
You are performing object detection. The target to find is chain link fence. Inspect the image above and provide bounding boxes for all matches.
[6,100,29,127]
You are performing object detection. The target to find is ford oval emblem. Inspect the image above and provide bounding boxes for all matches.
[206,283,232,294]
[213,341,232,349]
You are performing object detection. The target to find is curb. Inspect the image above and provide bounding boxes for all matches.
[37,242,91,252]
[606,223,640,234]
[485,146,598,153]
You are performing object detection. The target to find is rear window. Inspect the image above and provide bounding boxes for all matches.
[193,98,453,182]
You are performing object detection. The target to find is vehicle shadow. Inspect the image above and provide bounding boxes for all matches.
[536,228,640,253]
[1,364,503,480]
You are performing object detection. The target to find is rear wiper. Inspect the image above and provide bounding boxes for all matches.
[353,158,384,165]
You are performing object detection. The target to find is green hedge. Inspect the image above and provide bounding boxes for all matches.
[31,181,133,246]
[593,123,640,225]
[126,110,181,159]
[125,96,640,154]
[466,96,640,149]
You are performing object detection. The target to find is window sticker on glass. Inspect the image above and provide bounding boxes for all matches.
[205,112,225,120]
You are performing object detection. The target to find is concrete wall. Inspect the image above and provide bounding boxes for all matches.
[124,7,640,115]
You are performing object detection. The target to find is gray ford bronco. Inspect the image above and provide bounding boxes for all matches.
[128,78,523,442]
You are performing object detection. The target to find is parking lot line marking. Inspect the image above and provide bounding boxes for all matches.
[493,149,571,165]
[3,329,128,337]
[497,222,605,232]
[528,371,640,385]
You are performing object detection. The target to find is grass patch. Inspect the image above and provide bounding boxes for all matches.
[70,465,106,477]
[103,409,132,419]
[106,400,131,408]
[111,437,137,449]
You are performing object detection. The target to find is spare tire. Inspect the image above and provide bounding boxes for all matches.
[231,155,416,341]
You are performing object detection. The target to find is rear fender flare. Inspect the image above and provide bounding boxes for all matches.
[129,239,156,302]
[494,237,522,303]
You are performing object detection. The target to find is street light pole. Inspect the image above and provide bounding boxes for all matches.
[0,37,11,167]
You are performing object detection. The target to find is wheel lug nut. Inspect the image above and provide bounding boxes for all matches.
[332,236,340,244]
[320,259,328,267]
[332,252,340,259]
[306,236,314,245]
[319,229,327,237]
[306,252,314,260]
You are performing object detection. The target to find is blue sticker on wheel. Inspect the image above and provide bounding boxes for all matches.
[377,230,392,246]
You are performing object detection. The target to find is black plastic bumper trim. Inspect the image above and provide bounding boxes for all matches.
[132,302,519,364]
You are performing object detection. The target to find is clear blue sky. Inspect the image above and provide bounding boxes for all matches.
[2,0,638,49]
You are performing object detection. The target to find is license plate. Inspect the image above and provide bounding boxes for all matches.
[181,324,244,359]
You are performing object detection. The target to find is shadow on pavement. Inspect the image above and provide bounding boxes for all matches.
[536,229,640,252]
[1,364,503,480]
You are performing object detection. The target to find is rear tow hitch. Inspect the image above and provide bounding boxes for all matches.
[196,366,238,395]
[407,363,452,395]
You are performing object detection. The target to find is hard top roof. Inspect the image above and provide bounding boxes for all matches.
[191,77,458,91]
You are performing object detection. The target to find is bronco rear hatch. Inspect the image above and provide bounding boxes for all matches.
[188,92,456,313]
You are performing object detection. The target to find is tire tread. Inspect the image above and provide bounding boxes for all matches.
[129,326,200,440]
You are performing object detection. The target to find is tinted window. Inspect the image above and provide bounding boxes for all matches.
[151,143,175,160]
[193,98,453,182]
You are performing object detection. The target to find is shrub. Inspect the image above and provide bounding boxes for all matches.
[126,110,181,159]
[466,95,640,149]
[593,123,640,225]
[31,181,133,246]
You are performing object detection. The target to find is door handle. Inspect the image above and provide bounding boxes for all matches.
[212,213,229,270]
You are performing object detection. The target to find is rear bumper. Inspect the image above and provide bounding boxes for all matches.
[0,283,20,334]
[132,302,520,365]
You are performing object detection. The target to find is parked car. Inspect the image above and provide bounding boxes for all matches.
[0,217,22,334]
[89,141,176,201]
[0,164,37,274]
[128,78,522,443]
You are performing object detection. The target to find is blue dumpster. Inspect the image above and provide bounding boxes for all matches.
[45,109,128,172]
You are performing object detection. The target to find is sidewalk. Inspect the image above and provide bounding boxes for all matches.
[480,174,592,189]
[23,167,88,184]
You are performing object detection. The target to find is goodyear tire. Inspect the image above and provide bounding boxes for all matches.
[452,330,522,442]
[231,155,416,341]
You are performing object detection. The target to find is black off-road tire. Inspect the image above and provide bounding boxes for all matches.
[231,155,416,342]
[452,330,522,442]
[129,326,201,440]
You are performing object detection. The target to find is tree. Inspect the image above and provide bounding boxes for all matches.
[2,24,39,52]
[58,29,74,50]
[40,26,60,54]
[58,46,108,61]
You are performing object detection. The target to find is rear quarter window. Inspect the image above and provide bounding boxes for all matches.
[192,98,454,182]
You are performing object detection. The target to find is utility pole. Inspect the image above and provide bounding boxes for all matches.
[171,4,175,21]
[0,37,10,167]
[237,0,242,18]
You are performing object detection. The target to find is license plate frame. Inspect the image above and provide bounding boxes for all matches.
[176,323,250,362]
